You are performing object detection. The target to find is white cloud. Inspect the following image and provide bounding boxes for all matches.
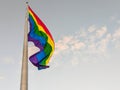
[112,28,120,48]
[96,33,112,53]
[75,28,87,38]
[55,27,96,55]
[95,26,107,38]
[88,25,96,32]
[55,35,85,56]
[112,28,120,41]
[53,25,120,66]
[71,42,85,50]
[55,37,70,54]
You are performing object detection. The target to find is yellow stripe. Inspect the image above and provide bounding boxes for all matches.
[38,25,55,64]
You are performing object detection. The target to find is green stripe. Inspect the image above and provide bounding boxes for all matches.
[29,14,48,41]
[34,29,48,41]
[39,43,52,65]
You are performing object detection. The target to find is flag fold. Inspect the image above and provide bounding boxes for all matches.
[28,6,55,70]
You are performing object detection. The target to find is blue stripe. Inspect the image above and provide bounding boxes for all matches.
[29,14,47,46]
[36,50,46,62]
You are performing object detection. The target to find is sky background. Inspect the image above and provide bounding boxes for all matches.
[0,0,120,90]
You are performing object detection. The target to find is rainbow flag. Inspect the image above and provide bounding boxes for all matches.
[28,6,55,70]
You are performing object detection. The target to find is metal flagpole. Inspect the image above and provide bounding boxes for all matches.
[20,2,29,90]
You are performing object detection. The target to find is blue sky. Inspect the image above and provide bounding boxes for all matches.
[0,0,120,90]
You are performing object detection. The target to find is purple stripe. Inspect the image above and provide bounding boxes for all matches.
[28,35,44,50]
[28,35,44,67]
[29,55,38,65]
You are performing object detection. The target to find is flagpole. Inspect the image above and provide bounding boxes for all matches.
[20,2,29,90]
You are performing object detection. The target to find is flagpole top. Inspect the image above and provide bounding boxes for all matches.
[26,2,28,4]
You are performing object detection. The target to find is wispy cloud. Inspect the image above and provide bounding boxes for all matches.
[95,26,107,38]
[55,36,85,55]
[112,28,120,41]
[88,25,96,33]
[109,15,120,25]
[53,25,120,66]
[112,28,120,48]
[55,26,109,56]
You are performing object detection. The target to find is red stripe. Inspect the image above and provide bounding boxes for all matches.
[28,6,54,42]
